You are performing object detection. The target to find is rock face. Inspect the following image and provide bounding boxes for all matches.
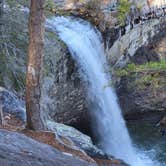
[106,17,166,68]
[50,52,89,133]
[0,87,26,121]
[42,31,91,135]
[104,17,166,121]
[0,129,97,166]
[115,34,166,121]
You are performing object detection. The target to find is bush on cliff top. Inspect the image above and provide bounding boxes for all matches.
[118,0,131,26]
[115,60,166,94]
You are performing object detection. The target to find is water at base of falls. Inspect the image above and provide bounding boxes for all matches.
[46,16,158,166]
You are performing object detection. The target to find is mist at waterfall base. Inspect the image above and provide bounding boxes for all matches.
[46,16,161,166]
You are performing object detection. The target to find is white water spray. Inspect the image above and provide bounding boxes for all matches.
[46,16,154,166]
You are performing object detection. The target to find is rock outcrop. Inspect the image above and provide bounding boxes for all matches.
[114,34,166,121]
[106,17,166,68]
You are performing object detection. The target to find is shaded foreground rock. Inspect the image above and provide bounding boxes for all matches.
[0,127,129,166]
[0,129,97,166]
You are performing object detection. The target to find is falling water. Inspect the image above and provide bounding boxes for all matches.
[46,16,155,166]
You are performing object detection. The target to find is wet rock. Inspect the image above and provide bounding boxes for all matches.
[0,87,26,121]
[42,34,91,135]
[0,129,97,166]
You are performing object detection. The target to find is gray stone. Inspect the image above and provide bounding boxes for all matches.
[0,87,26,121]
[47,120,105,158]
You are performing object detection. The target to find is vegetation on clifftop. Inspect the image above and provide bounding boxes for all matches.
[118,0,131,26]
[115,60,166,94]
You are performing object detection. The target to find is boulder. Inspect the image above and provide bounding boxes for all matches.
[0,87,26,121]
[46,120,105,158]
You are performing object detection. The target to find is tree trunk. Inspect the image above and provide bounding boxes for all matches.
[26,0,46,130]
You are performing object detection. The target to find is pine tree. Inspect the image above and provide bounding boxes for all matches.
[26,0,46,130]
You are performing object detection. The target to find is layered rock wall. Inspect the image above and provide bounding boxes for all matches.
[106,17,166,68]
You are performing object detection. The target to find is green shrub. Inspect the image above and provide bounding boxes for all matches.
[115,60,166,92]
[118,0,131,26]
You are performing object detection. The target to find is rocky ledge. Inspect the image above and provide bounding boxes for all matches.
[0,129,96,166]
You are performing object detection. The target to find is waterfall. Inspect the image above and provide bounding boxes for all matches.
[46,16,154,166]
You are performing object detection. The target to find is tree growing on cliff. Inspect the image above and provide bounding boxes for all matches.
[26,0,46,130]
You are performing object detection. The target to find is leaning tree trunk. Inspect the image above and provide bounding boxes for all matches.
[26,0,46,130]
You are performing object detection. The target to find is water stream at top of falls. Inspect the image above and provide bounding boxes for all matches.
[46,16,156,166]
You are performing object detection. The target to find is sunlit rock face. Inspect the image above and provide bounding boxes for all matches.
[54,0,118,10]
[129,0,165,11]
[147,0,166,8]
[106,17,166,68]
[54,0,165,10]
